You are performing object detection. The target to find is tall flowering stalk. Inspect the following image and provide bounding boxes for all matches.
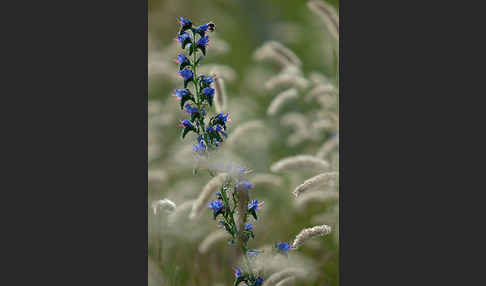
[173,17,264,286]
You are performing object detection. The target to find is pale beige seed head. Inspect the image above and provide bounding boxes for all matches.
[167,199,195,225]
[263,268,306,286]
[291,224,332,249]
[294,190,339,209]
[250,173,284,189]
[267,88,299,116]
[292,172,338,197]
[214,76,227,113]
[198,229,230,254]
[151,199,176,215]
[265,73,309,91]
[226,120,266,145]
[307,0,339,40]
[316,136,339,159]
[275,276,296,286]
[270,155,330,173]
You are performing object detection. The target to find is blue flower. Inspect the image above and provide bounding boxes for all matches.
[244,223,253,231]
[192,139,207,154]
[194,22,215,36]
[184,104,199,114]
[193,24,208,36]
[197,35,210,48]
[248,200,262,211]
[196,35,210,55]
[177,32,193,49]
[236,181,254,192]
[215,112,230,123]
[179,68,193,81]
[176,54,190,70]
[203,87,215,98]
[179,17,192,32]
[173,88,191,99]
[200,75,214,87]
[208,200,224,218]
[179,68,194,87]
[254,277,264,286]
[276,242,292,254]
[179,120,193,128]
[234,267,243,278]
[202,87,215,106]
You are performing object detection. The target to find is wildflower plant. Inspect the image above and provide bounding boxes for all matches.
[171,16,331,286]
[173,17,264,285]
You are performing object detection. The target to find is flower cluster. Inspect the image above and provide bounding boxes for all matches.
[173,17,230,153]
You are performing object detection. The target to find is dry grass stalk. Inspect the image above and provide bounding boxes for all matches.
[250,173,284,188]
[292,172,338,197]
[214,77,227,113]
[307,0,339,40]
[152,199,176,215]
[316,136,339,159]
[291,224,332,249]
[198,229,230,254]
[267,88,299,116]
[270,155,330,173]
[263,268,305,286]
[294,190,339,209]
[227,120,266,145]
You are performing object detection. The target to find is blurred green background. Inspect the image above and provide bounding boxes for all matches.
[149,0,339,285]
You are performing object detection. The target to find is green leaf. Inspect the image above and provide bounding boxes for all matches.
[199,45,206,56]
[249,209,258,220]
[181,128,190,139]
[195,55,203,66]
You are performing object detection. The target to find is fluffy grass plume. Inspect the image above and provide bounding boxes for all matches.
[291,224,332,249]
[292,172,338,197]
[316,136,339,159]
[294,190,339,209]
[267,88,299,116]
[254,41,302,67]
[227,120,266,145]
[275,276,296,286]
[250,173,284,188]
[263,268,306,286]
[270,155,329,173]
[198,229,231,254]
[213,76,227,113]
[151,199,176,215]
[307,0,339,40]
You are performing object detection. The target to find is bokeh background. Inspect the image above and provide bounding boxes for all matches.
[149,0,339,285]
